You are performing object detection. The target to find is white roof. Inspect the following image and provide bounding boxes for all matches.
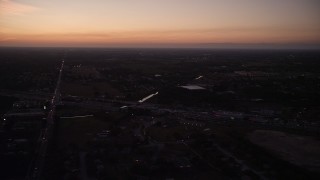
[179,85,205,90]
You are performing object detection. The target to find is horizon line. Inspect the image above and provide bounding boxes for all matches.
[1,44,320,50]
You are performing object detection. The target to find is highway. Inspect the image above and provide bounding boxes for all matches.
[2,88,319,135]
[26,59,64,180]
[2,89,319,135]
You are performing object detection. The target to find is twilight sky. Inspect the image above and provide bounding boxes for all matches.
[0,0,320,48]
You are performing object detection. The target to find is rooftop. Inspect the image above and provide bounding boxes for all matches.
[179,85,206,90]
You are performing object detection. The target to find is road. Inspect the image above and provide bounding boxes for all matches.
[26,59,64,180]
[61,99,316,130]
[2,88,319,134]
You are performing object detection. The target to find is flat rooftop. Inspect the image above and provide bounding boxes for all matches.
[179,85,206,90]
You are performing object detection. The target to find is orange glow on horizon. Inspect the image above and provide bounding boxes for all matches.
[2,30,319,47]
[1,0,320,47]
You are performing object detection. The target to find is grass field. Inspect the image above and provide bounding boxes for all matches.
[248,130,320,173]
[61,82,122,97]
